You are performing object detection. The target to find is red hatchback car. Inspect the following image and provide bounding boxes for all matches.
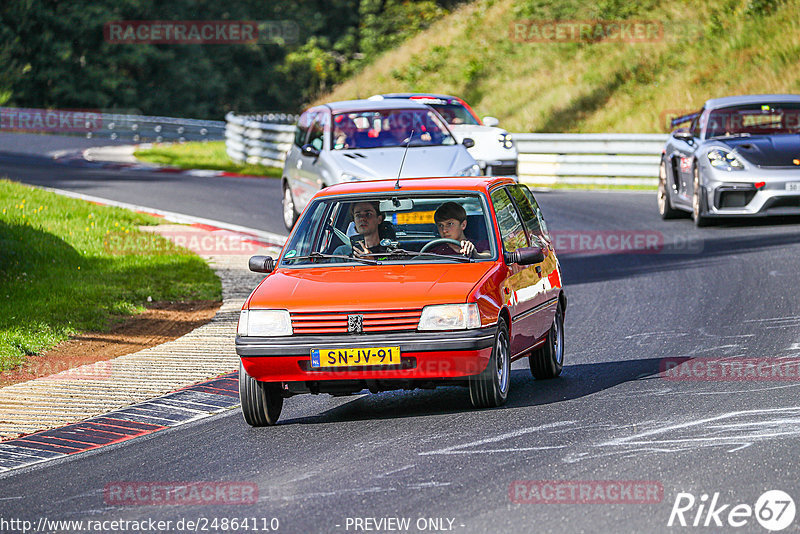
[237,177,566,425]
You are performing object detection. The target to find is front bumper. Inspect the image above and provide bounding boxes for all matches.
[478,159,518,176]
[701,167,800,217]
[237,326,497,382]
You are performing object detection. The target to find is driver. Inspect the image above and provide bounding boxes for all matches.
[428,202,490,258]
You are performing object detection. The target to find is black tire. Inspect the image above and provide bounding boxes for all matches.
[530,305,564,379]
[469,318,510,408]
[282,182,299,231]
[239,361,283,426]
[692,166,710,227]
[658,157,682,220]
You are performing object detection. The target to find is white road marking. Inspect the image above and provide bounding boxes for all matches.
[418,420,575,456]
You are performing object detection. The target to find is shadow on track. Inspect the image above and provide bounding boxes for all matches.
[277,357,664,425]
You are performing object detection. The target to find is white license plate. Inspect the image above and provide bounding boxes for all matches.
[786,182,800,191]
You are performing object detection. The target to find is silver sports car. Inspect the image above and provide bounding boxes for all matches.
[659,94,800,226]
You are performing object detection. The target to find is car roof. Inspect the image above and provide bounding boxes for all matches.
[703,94,800,111]
[313,99,432,114]
[315,176,515,197]
[377,93,463,102]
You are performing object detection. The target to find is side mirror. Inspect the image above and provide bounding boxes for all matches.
[301,144,321,158]
[462,138,475,149]
[672,129,694,143]
[483,116,500,127]
[504,247,544,266]
[249,255,275,273]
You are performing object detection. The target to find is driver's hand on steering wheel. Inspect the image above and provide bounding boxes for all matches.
[460,240,475,257]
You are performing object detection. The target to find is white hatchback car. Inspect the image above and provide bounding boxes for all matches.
[371,93,518,176]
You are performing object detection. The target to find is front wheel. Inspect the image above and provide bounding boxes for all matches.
[692,167,710,227]
[282,182,299,231]
[529,304,564,379]
[239,361,283,426]
[469,318,510,408]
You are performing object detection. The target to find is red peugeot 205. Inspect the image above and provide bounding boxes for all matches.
[236,176,565,425]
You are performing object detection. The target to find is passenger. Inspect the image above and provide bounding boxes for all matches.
[428,202,490,258]
[333,115,358,149]
[333,201,390,258]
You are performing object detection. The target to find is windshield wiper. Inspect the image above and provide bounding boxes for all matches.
[380,248,474,263]
[286,252,381,265]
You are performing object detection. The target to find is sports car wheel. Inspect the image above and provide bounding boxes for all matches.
[282,182,299,231]
[658,158,681,219]
[239,361,283,426]
[530,305,564,379]
[692,166,710,227]
[469,318,510,408]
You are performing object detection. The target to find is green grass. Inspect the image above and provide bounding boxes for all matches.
[320,0,800,134]
[0,179,222,370]
[134,141,282,178]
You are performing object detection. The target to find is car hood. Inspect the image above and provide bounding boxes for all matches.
[248,263,495,313]
[715,135,800,168]
[448,124,518,160]
[330,146,477,180]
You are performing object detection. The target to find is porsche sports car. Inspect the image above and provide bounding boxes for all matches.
[659,94,800,226]
[370,93,518,177]
[237,176,565,425]
[281,99,480,230]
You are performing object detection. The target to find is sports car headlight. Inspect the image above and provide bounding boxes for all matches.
[498,133,514,149]
[418,304,481,331]
[456,164,481,176]
[707,149,745,171]
[237,309,293,337]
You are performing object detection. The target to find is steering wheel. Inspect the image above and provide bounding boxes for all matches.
[420,238,462,253]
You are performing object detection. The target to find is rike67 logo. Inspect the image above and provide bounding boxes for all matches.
[668,490,795,531]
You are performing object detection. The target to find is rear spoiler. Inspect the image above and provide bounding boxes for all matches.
[670,112,700,128]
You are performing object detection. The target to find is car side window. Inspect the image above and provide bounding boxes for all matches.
[294,111,313,147]
[507,185,542,240]
[307,113,327,151]
[519,185,549,236]
[490,188,528,253]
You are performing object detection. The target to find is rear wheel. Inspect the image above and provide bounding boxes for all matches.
[282,182,299,231]
[469,318,510,408]
[529,305,564,379]
[658,157,681,219]
[692,166,710,227]
[239,361,283,426]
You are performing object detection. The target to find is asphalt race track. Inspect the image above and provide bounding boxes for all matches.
[3,137,800,533]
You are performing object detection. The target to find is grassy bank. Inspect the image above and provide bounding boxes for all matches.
[319,0,800,134]
[134,141,282,178]
[0,179,221,370]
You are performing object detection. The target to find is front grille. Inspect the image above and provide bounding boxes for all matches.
[488,163,517,176]
[291,309,423,334]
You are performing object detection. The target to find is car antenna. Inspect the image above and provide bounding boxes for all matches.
[395,129,414,190]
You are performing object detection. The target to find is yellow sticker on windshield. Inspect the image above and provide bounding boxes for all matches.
[397,211,435,225]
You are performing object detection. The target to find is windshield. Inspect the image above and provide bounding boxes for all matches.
[331,109,455,150]
[704,103,800,138]
[428,102,480,126]
[280,193,496,266]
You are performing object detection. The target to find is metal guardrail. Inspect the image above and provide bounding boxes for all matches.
[224,112,667,185]
[0,107,225,142]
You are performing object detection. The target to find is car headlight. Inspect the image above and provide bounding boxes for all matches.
[707,149,745,171]
[498,133,514,149]
[418,304,481,331]
[237,309,293,337]
[456,164,481,176]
